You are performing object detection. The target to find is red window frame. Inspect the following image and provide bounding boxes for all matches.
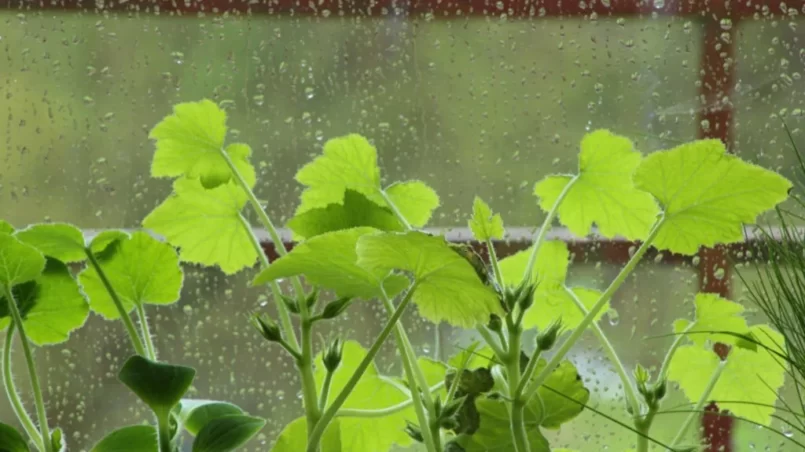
[8,0,802,449]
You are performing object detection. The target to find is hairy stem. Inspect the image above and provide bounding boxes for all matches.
[307,284,418,452]
[487,239,505,288]
[523,216,665,403]
[506,326,530,452]
[135,304,157,361]
[658,323,694,381]
[516,349,541,397]
[319,370,334,412]
[157,412,172,452]
[565,286,641,416]
[3,325,45,451]
[522,176,578,281]
[477,326,506,359]
[2,286,52,452]
[670,360,727,447]
[337,382,445,418]
[381,294,439,452]
[85,249,147,357]
[300,319,322,440]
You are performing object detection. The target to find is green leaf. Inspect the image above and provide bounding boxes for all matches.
[315,340,414,451]
[51,427,65,452]
[634,139,792,255]
[272,417,342,452]
[287,190,403,240]
[356,231,502,328]
[89,230,130,255]
[118,355,196,416]
[15,223,86,263]
[0,233,46,289]
[532,359,590,429]
[0,259,89,345]
[0,221,13,235]
[252,228,407,299]
[150,100,255,189]
[296,134,383,213]
[191,414,265,452]
[534,130,659,240]
[143,177,257,274]
[90,425,158,452]
[178,400,244,436]
[499,241,609,330]
[673,293,750,347]
[455,398,550,452]
[385,180,440,228]
[668,325,786,425]
[78,231,183,320]
[469,197,504,241]
[0,423,30,452]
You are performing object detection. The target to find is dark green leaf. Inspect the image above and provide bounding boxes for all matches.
[90,425,158,452]
[191,415,265,452]
[118,355,196,415]
[287,190,403,239]
[89,231,130,255]
[455,398,549,452]
[0,423,29,452]
[178,400,244,436]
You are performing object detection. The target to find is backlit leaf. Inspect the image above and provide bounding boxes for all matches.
[143,177,257,274]
[15,223,86,263]
[90,425,158,452]
[89,230,130,255]
[469,197,504,241]
[385,180,440,228]
[668,325,786,425]
[296,134,383,213]
[499,241,608,330]
[79,231,183,319]
[271,417,341,452]
[150,100,255,189]
[673,293,750,347]
[531,359,589,429]
[534,130,659,240]
[356,232,502,327]
[634,139,792,255]
[178,400,244,436]
[0,422,29,452]
[0,221,13,235]
[287,190,403,240]
[0,233,46,289]
[192,415,265,452]
[455,398,550,452]
[252,228,408,300]
[0,259,89,346]
[118,355,196,416]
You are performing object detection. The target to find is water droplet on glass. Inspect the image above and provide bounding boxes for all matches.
[304,87,315,99]
[607,309,620,326]
[719,18,733,30]
[714,267,726,280]
[654,0,664,9]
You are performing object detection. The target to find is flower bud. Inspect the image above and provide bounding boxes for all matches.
[487,314,503,332]
[404,422,424,443]
[281,294,300,314]
[323,338,344,373]
[439,416,459,431]
[516,281,537,312]
[536,320,562,351]
[321,296,354,320]
[305,287,320,310]
[651,378,667,402]
[250,313,281,343]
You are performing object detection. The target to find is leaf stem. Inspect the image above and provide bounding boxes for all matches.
[487,239,505,288]
[380,293,439,452]
[505,324,530,452]
[669,359,727,447]
[523,215,665,403]
[657,323,694,381]
[2,286,52,452]
[135,304,157,361]
[318,369,334,412]
[476,326,506,359]
[522,176,578,282]
[3,325,45,451]
[306,284,418,452]
[337,382,446,418]
[157,412,172,452]
[515,349,541,397]
[300,318,322,441]
[565,286,641,416]
[84,249,147,357]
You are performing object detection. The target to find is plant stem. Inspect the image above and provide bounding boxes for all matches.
[522,176,578,281]
[505,324,530,452]
[380,294,439,452]
[635,413,655,452]
[516,349,541,396]
[337,382,445,418]
[658,323,694,381]
[565,286,641,416]
[3,325,45,451]
[300,318,322,441]
[135,304,157,361]
[477,326,506,359]
[487,239,505,288]
[669,360,727,447]
[84,249,147,357]
[157,412,172,452]
[2,286,52,452]
[523,216,665,403]
[319,369,334,412]
[307,284,418,452]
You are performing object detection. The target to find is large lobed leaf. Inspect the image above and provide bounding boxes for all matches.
[15,224,129,263]
[356,231,502,327]
[673,293,750,347]
[0,233,46,289]
[79,231,183,319]
[634,139,792,255]
[469,197,505,241]
[534,130,659,240]
[143,177,257,274]
[150,100,255,189]
[252,227,408,300]
[287,190,404,240]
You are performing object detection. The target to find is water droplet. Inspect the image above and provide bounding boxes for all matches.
[607,309,620,326]
[714,267,726,280]
[304,87,315,99]
[719,18,733,30]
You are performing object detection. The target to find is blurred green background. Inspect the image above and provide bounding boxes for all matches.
[1,8,805,451]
